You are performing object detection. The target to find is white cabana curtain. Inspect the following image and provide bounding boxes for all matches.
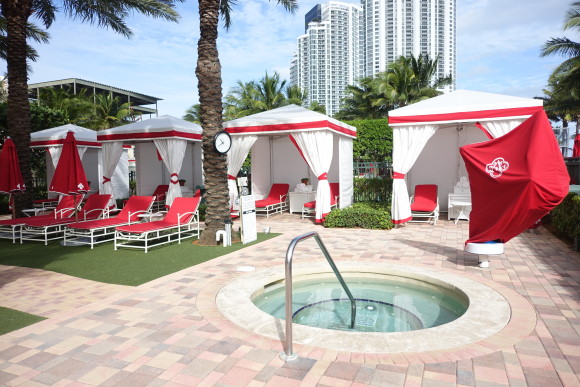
[153,138,187,207]
[47,146,87,168]
[227,135,257,210]
[391,124,438,224]
[101,141,123,207]
[479,119,526,138]
[47,146,63,168]
[291,130,334,222]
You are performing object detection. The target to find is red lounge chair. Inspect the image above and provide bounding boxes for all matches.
[32,198,59,210]
[409,184,439,225]
[64,195,155,249]
[0,195,78,243]
[302,182,340,219]
[19,194,112,245]
[122,184,168,211]
[255,183,289,217]
[114,194,201,253]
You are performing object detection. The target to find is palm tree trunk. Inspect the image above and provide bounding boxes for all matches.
[2,0,33,217]
[196,0,230,245]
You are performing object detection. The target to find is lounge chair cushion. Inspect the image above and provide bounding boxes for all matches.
[255,183,289,208]
[116,196,201,234]
[410,184,438,212]
[67,196,154,230]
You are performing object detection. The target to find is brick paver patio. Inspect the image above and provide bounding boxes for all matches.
[0,214,579,386]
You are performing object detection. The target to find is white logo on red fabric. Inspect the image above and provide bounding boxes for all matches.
[486,157,509,178]
[78,183,85,190]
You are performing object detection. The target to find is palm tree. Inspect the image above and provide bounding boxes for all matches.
[85,94,135,130]
[0,16,50,66]
[374,54,447,110]
[285,84,307,106]
[1,0,180,216]
[541,1,580,131]
[335,77,384,120]
[195,0,296,244]
[37,88,94,124]
[336,54,452,118]
[183,103,201,124]
[253,72,288,111]
[224,80,260,120]
[224,72,308,120]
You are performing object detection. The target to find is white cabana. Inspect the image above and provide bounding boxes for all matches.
[30,124,130,203]
[388,89,544,224]
[97,116,203,207]
[223,104,356,223]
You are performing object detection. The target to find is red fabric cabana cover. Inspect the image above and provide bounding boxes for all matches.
[49,131,89,195]
[460,111,569,244]
[0,138,25,193]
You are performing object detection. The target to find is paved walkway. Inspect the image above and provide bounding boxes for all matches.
[0,215,579,386]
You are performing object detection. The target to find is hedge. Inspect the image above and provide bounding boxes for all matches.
[549,193,580,242]
[324,201,393,230]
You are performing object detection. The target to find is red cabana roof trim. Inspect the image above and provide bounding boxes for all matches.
[30,140,132,149]
[225,120,357,138]
[389,106,544,125]
[30,140,101,147]
[97,130,202,142]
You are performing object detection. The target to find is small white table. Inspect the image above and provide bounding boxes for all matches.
[289,191,317,214]
[450,200,471,224]
[448,193,472,221]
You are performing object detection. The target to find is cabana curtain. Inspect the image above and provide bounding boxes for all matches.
[391,124,437,224]
[101,141,123,207]
[47,146,87,169]
[153,139,187,206]
[227,135,257,210]
[291,130,334,222]
[478,119,526,138]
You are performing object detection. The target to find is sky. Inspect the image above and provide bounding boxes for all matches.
[1,0,573,119]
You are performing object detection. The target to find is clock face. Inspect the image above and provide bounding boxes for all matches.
[214,131,232,154]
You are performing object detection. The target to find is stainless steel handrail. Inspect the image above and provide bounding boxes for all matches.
[280,231,356,361]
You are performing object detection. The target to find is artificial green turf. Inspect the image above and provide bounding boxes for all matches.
[0,233,279,286]
[0,307,45,335]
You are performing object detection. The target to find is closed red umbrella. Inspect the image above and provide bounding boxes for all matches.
[0,137,25,193]
[49,131,89,220]
[573,133,580,158]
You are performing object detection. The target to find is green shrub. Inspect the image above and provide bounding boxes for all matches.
[353,177,392,203]
[550,193,580,241]
[324,202,393,230]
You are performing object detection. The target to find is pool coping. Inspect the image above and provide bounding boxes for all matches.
[199,262,537,362]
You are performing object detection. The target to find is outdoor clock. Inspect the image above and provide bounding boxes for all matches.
[214,131,232,154]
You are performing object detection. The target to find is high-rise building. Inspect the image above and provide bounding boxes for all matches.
[290,2,363,117]
[290,0,456,115]
[362,0,455,92]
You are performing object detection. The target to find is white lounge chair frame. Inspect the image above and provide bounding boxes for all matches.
[408,195,440,225]
[0,222,26,243]
[63,209,150,249]
[19,207,109,245]
[114,211,200,253]
[255,195,288,218]
[301,194,339,219]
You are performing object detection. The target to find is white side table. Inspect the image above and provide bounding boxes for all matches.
[448,193,472,221]
[289,191,317,214]
[450,199,471,224]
